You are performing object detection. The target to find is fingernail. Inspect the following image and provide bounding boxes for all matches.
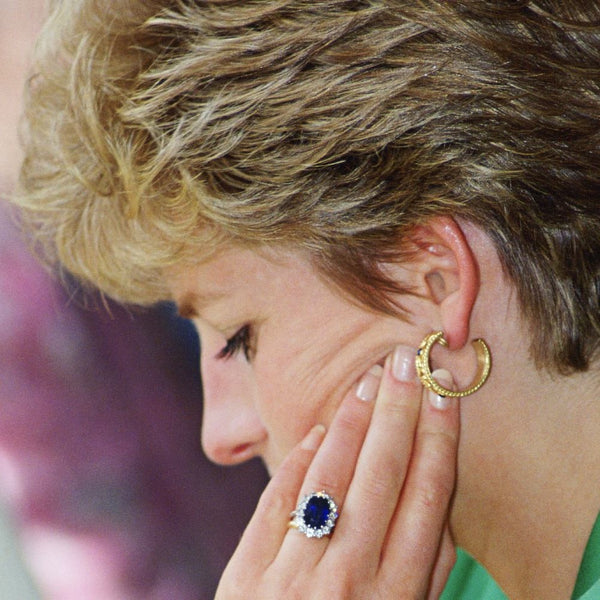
[392,345,416,382]
[301,424,326,450]
[428,369,455,410]
[356,364,383,401]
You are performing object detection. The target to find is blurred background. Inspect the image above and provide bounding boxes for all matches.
[0,2,268,599]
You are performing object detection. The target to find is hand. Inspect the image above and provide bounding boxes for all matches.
[215,345,459,600]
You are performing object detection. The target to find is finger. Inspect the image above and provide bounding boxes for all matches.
[333,345,422,565]
[226,424,327,573]
[296,365,380,501]
[427,524,457,600]
[278,366,380,557]
[381,369,459,592]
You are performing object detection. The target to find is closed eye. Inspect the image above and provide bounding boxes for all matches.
[216,325,252,361]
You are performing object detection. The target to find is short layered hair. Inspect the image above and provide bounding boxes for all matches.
[15,0,600,372]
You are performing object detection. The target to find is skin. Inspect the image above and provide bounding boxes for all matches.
[166,217,600,599]
[168,244,460,598]
[170,245,416,472]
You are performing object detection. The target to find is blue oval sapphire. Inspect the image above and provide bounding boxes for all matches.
[303,495,331,529]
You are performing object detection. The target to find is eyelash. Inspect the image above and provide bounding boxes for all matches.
[216,325,252,361]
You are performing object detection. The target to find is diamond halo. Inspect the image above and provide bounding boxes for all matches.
[289,491,339,538]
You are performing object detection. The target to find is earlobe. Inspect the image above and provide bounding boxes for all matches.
[407,216,479,350]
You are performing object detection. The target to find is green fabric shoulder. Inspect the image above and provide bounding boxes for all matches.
[441,510,600,600]
[440,548,507,600]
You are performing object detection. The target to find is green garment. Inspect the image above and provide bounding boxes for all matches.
[440,511,600,599]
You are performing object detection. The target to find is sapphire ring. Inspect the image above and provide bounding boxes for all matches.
[288,491,339,538]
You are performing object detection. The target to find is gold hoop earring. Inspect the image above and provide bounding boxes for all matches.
[415,331,491,398]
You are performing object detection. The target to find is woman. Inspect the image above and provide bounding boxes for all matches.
[13,1,600,598]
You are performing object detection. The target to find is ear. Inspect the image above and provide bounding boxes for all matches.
[404,216,478,350]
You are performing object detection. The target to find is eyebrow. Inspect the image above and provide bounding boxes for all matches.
[175,291,228,319]
[176,298,198,319]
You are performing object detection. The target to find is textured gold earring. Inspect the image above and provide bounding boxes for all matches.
[415,331,491,398]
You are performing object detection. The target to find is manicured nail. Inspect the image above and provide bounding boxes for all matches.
[356,364,383,401]
[301,424,326,450]
[428,369,455,410]
[392,345,416,382]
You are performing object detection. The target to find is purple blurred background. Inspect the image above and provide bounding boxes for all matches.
[0,3,268,598]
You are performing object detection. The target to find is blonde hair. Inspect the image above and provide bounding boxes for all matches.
[15,0,600,372]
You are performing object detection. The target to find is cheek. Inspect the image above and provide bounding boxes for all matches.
[253,345,349,459]
[250,302,398,467]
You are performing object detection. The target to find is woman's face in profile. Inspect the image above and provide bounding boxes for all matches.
[167,246,413,475]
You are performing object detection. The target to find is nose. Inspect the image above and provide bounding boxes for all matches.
[200,358,267,466]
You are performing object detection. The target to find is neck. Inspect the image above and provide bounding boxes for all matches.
[452,353,600,599]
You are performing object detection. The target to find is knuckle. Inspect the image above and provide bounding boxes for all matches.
[318,569,357,599]
[285,579,308,599]
[275,446,311,482]
[307,473,344,498]
[377,585,420,600]
[419,427,458,460]
[378,393,419,422]
[257,482,293,517]
[413,474,454,512]
[358,464,403,502]
[217,566,257,600]
[375,577,423,600]
[335,409,368,438]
